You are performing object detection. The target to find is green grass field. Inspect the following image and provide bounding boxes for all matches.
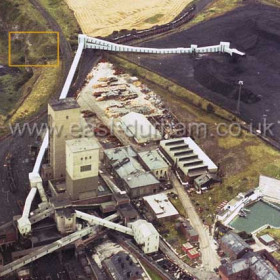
[145,14,165,24]
[0,0,80,135]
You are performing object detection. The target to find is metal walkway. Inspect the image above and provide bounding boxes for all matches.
[80,34,245,56]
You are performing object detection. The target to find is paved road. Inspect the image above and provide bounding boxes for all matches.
[171,172,220,273]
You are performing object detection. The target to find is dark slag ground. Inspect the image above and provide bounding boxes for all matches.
[123,4,280,140]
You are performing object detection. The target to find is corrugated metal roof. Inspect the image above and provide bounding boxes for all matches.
[220,232,251,255]
[160,137,217,177]
[143,193,179,219]
[104,146,159,189]
[138,150,168,170]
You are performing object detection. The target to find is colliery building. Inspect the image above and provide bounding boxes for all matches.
[104,146,160,198]
[143,193,179,222]
[219,232,252,261]
[102,251,146,280]
[160,137,218,181]
[219,252,280,280]
[138,149,170,181]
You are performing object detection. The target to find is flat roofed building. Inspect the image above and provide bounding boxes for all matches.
[258,175,280,204]
[48,98,81,179]
[66,137,100,200]
[104,146,160,198]
[143,193,179,221]
[259,234,275,246]
[138,150,170,181]
[160,137,217,180]
[121,112,162,144]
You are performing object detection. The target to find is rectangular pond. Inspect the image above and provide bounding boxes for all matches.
[229,200,280,233]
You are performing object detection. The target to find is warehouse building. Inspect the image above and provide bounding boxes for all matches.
[160,137,218,181]
[121,112,162,144]
[138,150,170,181]
[104,146,160,198]
[143,193,179,221]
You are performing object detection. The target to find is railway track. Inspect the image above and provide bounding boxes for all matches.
[29,0,73,96]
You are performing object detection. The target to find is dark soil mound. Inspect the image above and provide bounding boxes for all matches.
[194,58,260,104]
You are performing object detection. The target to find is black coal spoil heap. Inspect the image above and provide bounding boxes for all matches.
[124,4,280,140]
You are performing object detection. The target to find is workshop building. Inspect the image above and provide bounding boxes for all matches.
[194,173,220,191]
[143,193,179,221]
[104,146,160,198]
[160,137,218,181]
[138,150,170,181]
[258,234,275,246]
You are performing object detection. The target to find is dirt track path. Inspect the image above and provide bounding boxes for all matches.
[171,172,220,272]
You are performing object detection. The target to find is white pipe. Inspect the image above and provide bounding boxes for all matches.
[33,130,49,174]
[22,188,37,219]
[18,38,85,236]
[84,35,245,56]
[60,41,84,99]
[76,210,134,236]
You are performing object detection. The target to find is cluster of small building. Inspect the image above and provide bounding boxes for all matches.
[218,231,280,280]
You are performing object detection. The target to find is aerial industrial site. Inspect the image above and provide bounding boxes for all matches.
[1,0,280,280]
